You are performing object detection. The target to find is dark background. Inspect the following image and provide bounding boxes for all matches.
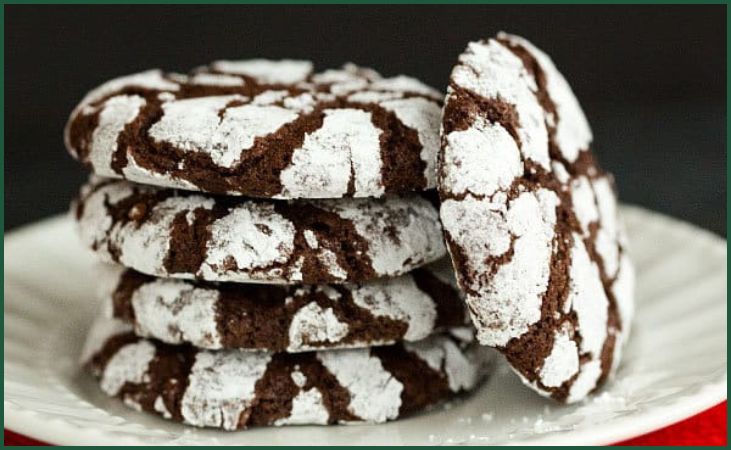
[5,5,726,235]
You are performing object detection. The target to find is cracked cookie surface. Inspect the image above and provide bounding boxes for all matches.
[73,177,446,284]
[96,259,468,352]
[64,60,442,199]
[438,33,634,402]
[82,315,491,430]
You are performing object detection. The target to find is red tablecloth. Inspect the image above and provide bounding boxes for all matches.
[4,402,726,446]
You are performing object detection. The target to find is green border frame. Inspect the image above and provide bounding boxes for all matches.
[0,0,728,4]
[1,1,728,447]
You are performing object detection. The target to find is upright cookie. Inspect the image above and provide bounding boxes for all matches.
[73,177,446,284]
[97,259,468,352]
[438,33,634,402]
[81,316,491,430]
[64,60,442,199]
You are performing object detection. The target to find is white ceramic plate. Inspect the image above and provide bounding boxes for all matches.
[4,206,727,445]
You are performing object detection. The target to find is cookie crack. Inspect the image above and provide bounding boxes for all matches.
[67,68,438,197]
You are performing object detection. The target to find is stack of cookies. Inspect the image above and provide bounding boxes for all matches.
[65,61,491,429]
[65,32,636,432]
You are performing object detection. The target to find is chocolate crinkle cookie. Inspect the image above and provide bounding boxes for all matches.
[81,315,493,430]
[73,177,446,285]
[438,32,634,402]
[96,259,469,352]
[64,60,442,199]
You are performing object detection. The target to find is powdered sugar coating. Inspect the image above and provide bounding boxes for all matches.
[73,70,178,114]
[188,72,246,86]
[121,156,199,192]
[370,75,442,99]
[154,396,173,419]
[538,328,579,388]
[571,176,600,234]
[88,95,146,173]
[300,228,347,279]
[201,202,296,280]
[123,196,216,275]
[65,61,442,199]
[592,177,621,277]
[442,337,486,391]
[316,249,348,280]
[100,341,155,396]
[280,108,383,198]
[498,32,592,163]
[98,259,466,352]
[350,275,436,341]
[439,33,634,402]
[450,39,550,169]
[317,349,403,423]
[309,64,439,99]
[274,388,330,426]
[441,197,512,269]
[405,335,486,391]
[288,302,350,351]
[613,253,635,328]
[182,350,271,430]
[322,196,446,277]
[567,359,603,403]
[210,59,313,84]
[75,180,213,275]
[441,189,559,346]
[440,118,523,197]
[379,97,442,187]
[149,96,300,168]
[84,317,490,430]
[130,278,221,348]
[74,178,445,284]
[566,236,609,357]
